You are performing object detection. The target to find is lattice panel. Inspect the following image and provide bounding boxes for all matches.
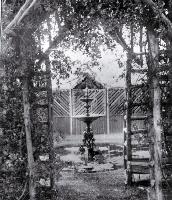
[72,89,106,116]
[109,88,125,115]
[109,87,148,115]
[131,87,149,114]
[53,89,70,116]
[53,88,148,117]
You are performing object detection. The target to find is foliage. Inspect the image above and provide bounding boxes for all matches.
[0,56,27,200]
[2,0,172,199]
[82,128,95,161]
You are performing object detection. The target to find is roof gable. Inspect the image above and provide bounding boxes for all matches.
[73,74,104,89]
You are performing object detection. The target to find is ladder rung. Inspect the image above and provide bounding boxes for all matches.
[132,143,149,148]
[162,163,172,170]
[131,116,148,120]
[131,102,148,107]
[130,84,148,89]
[131,129,147,135]
[131,158,150,162]
[135,52,147,55]
[129,161,149,166]
[129,162,149,174]
[132,146,149,151]
[131,69,148,74]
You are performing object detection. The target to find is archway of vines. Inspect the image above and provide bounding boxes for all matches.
[1,1,172,200]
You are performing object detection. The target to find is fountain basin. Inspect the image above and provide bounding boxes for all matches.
[73,115,104,123]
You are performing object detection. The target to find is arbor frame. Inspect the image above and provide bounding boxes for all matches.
[1,1,172,200]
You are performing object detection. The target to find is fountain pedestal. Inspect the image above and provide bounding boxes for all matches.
[74,86,103,161]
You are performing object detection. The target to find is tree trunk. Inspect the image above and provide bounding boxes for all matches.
[147,28,164,200]
[125,52,132,185]
[46,18,56,199]
[0,0,2,52]
[135,0,172,38]
[45,58,56,199]
[22,76,36,200]
[147,59,156,200]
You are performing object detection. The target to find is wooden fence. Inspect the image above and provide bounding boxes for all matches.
[52,88,144,136]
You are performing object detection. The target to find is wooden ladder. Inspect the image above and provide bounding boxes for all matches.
[158,53,172,199]
[124,53,150,185]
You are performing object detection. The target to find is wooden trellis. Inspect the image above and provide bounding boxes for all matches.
[124,56,150,185]
[72,89,106,116]
[53,88,127,136]
[53,86,150,136]
[124,28,172,199]
[30,59,56,198]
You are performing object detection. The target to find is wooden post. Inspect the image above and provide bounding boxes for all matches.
[45,58,56,199]
[123,93,127,170]
[147,50,156,200]
[148,29,164,200]
[125,52,132,185]
[139,24,143,68]
[106,88,110,135]
[147,67,156,200]
[22,77,36,200]
[69,89,73,135]
[20,36,36,200]
[46,20,56,199]
[125,24,134,185]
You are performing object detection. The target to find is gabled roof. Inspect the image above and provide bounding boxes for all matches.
[73,73,104,89]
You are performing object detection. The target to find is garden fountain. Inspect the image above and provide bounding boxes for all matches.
[74,86,102,161]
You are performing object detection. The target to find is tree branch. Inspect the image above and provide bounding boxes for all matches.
[3,0,7,5]
[137,0,172,33]
[114,28,142,64]
[17,0,38,25]
[17,181,28,200]
[36,28,68,66]
[4,0,38,34]
[114,28,131,53]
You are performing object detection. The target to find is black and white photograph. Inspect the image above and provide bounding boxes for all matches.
[0,0,172,199]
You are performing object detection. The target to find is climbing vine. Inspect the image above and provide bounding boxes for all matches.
[1,0,172,199]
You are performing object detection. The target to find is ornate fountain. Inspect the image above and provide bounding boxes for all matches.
[74,86,102,161]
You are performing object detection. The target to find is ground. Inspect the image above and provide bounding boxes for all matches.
[54,134,148,200]
[57,170,146,200]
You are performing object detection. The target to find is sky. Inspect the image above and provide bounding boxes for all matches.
[41,19,146,90]
[51,45,127,89]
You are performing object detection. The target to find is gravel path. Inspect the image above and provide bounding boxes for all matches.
[57,169,147,200]
[55,140,148,200]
